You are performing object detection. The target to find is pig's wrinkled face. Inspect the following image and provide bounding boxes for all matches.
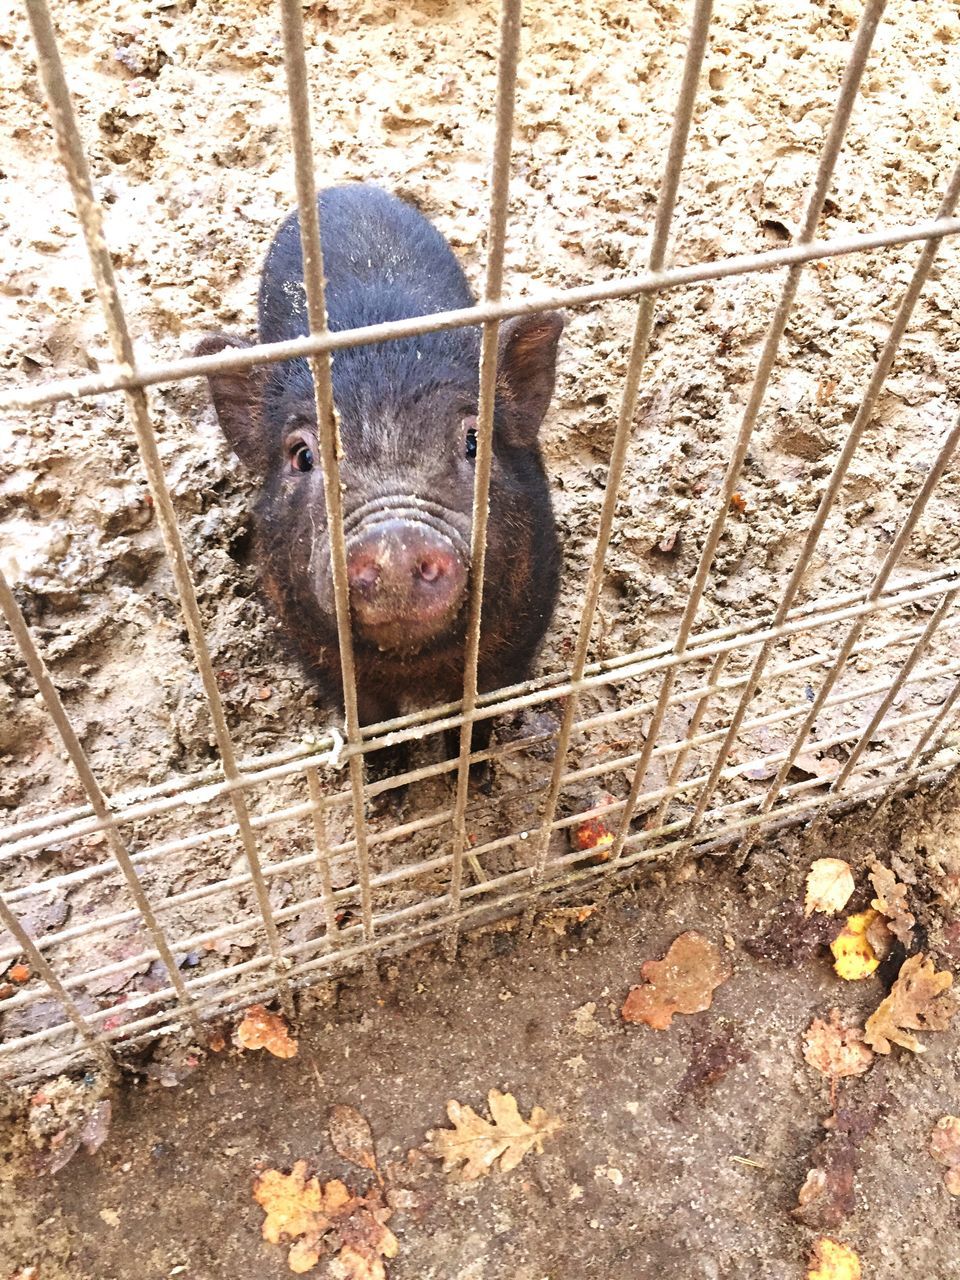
[199,311,563,658]
[264,379,481,654]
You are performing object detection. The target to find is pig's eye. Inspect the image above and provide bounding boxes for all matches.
[462,415,478,460]
[289,440,315,473]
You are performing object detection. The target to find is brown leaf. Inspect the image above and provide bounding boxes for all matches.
[329,1106,379,1179]
[804,859,855,918]
[803,1010,874,1083]
[929,1115,960,1196]
[622,931,731,1030]
[235,1004,298,1058]
[253,1162,396,1276]
[864,953,957,1054]
[869,861,915,948]
[424,1089,561,1180]
[794,1104,884,1231]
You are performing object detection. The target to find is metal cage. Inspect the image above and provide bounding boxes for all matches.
[2,0,959,1082]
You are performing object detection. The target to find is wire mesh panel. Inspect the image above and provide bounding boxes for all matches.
[2,0,960,1082]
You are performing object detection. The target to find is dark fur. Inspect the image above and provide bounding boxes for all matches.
[198,184,562,751]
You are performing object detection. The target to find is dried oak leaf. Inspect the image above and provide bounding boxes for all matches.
[622,931,731,1030]
[864,953,957,1054]
[235,1004,298,1058]
[329,1105,379,1180]
[830,909,881,980]
[929,1116,960,1195]
[253,1162,397,1277]
[803,1009,874,1083]
[806,1237,861,1280]
[869,861,915,948]
[805,859,855,918]
[424,1089,561,1180]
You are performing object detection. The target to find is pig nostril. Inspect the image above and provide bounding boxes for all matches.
[351,561,380,588]
[418,558,444,584]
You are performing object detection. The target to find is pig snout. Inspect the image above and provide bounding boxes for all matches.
[345,518,469,651]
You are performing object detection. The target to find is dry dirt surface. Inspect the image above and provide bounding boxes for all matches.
[3,780,960,1279]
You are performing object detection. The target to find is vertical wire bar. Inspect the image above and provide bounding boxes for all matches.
[278,0,374,958]
[0,570,203,1038]
[812,585,959,810]
[682,160,960,837]
[736,408,960,861]
[605,0,888,862]
[0,893,114,1075]
[445,0,524,955]
[306,767,340,948]
[651,650,730,827]
[527,0,715,895]
[24,0,294,1018]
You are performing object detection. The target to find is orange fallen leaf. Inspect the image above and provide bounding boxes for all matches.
[806,1236,861,1280]
[864,953,957,1054]
[235,1004,298,1058]
[803,1009,873,1089]
[830,909,880,980]
[255,1161,329,1247]
[253,1161,397,1276]
[9,963,31,983]
[869,861,915,948]
[730,492,749,514]
[929,1116,960,1195]
[805,859,855,918]
[425,1089,561,1180]
[622,931,732,1030]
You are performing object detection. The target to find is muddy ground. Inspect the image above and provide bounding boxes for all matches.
[2,0,960,1274]
[3,774,960,1279]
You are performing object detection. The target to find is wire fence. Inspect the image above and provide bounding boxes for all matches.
[2,0,960,1082]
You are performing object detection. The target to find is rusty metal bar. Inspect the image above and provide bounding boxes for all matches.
[5,217,960,414]
[811,586,960,818]
[681,160,960,839]
[278,0,373,956]
[0,569,203,1037]
[22,0,295,1016]
[447,0,525,951]
[528,0,714,902]
[605,0,888,863]
[736,406,960,862]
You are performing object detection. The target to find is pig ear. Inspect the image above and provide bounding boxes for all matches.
[496,311,564,445]
[194,333,267,476]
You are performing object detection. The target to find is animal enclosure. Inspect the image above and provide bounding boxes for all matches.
[1,0,960,1085]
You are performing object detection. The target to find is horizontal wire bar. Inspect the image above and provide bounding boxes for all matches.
[5,668,953,1004]
[4,565,953,870]
[1,591,942,933]
[0,215,956,413]
[5,734,956,1067]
